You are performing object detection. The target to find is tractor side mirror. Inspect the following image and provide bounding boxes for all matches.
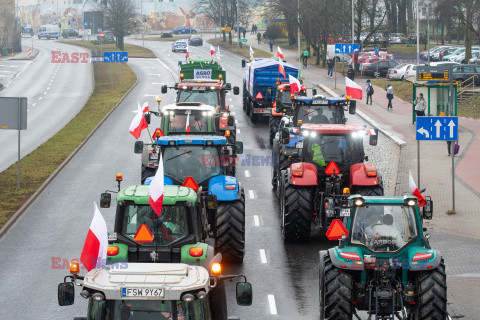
[58,282,75,306]
[241,59,246,67]
[225,83,232,90]
[369,129,378,146]
[312,88,317,96]
[134,141,144,154]
[205,194,218,209]
[100,192,112,208]
[281,128,290,144]
[266,87,272,97]
[233,86,240,95]
[144,113,151,124]
[161,85,168,94]
[349,100,356,114]
[236,282,253,306]
[228,116,235,126]
[234,141,244,154]
[423,199,433,220]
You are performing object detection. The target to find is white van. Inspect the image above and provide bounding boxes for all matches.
[38,24,60,39]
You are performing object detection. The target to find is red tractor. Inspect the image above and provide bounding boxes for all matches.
[278,123,382,241]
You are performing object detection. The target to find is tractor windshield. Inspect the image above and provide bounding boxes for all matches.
[351,205,419,252]
[168,110,210,133]
[121,204,189,246]
[178,89,220,109]
[304,134,364,171]
[297,105,344,124]
[163,146,222,185]
[87,298,213,319]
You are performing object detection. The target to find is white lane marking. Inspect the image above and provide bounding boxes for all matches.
[254,215,260,226]
[244,170,250,177]
[259,249,267,263]
[231,112,236,116]
[152,82,164,85]
[43,92,47,95]
[248,190,255,199]
[237,129,241,134]
[32,103,36,107]
[235,119,239,124]
[38,97,42,100]
[144,94,158,97]
[46,87,50,90]
[268,295,277,315]
[229,98,232,101]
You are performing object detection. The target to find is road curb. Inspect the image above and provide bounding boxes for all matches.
[317,83,407,147]
[0,71,139,239]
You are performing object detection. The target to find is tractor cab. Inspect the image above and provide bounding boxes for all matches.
[158,103,217,135]
[273,82,307,115]
[288,96,356,125]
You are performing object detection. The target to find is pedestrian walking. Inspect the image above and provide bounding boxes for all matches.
[386,83,394,110]
[269,38,274,52]
[263,33,267,44]
[327,58,334,78]
[366,79,374,105]
[414,93,426,118]
[347,66,355,81]
[242,27,246,39]
[251,25,255,35]
[257,32,261,44]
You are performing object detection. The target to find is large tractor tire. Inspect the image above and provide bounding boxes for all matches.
[351,185,384,196]
[322,252,353,320]
[249,101,259,123]
[214,190,245,262]
[271,142,279,190]
[415,259,447,320]
[274,154,290,196]
[141,166,156,184]
[280,175,312,241]
[269,114,281,146]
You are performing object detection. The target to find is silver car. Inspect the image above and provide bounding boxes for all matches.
[387,63,412,80]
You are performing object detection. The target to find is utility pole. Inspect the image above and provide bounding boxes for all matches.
[236,0,239,52]
[427,5,430,65]
[416,0,419,65]
[351,0,355,69]
[297,0,301,77]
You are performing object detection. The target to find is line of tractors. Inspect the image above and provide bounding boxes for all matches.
[57,56,447,320]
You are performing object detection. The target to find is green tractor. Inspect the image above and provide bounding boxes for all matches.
[318,194,447,320]
[178,60,226,82]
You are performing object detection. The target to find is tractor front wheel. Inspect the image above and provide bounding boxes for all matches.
[214,191,245,262]
[269,115,281,146]
[281,176,312,241]
[323,252,353,320]
[415,259,447,320]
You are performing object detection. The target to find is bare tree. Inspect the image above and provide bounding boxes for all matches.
[102,0,136,51]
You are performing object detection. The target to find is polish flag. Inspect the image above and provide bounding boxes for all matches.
[186,45,190,58]
[249,46,254,60]
[216,46,221,60]
[210,45,216,56]
[80,202,108,271]
[129,105,148,139]
[345,77,363,100]
[289,74,301,94]
[142,101,149,113]
[367,129,376,135]
[409,171,426,207]
[278,59,286,79]
[277,46,284,59]
[185,112,191,132]
[149,154,164,216]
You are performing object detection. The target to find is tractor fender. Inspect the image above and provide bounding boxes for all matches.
[409,249,442,271]
[288,162,318,186]
[144,176,173,186]
[328,247,365,270]
[350,163,380,187]
[208,175,241,201]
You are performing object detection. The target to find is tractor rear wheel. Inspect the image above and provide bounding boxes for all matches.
[281,177,312,241]
[415,259,447,320]
[269,115,281,145]
[271,142,279,190]
[249,102,259,123]
[323,253,353,320]
[214,190,245,262]
[352,185,384,196]
[275,154,290,197]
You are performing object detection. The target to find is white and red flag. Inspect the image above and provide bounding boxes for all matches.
[345,77,363,100]
[249,46,254,60]
[185,112,191,132]
[142,101,149,113]
[210,45,216,56]
[409,171,427,207]
[186,44,190,58]
[149,154,164,216]
[80,202,108,271]
[289,74,301,94]
[129,104,148,139]
[278,59,286,79]
[277,46,284,59]
[216,46,221,60]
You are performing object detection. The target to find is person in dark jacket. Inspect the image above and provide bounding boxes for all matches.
[327,58,335,78]
[347,66,355,81]
[257,32,261,44]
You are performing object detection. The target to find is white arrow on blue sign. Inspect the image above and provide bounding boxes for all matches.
[103,51,128,63]
[416,116,458,141]
[335,43,359,54]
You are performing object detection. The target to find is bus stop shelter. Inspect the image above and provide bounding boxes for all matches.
[412,81,457,124]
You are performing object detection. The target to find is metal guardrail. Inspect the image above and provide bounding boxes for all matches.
[457,75,478,100]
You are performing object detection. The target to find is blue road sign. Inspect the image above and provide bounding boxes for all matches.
[103,51,128,63]
[374,46,379,56]
[84,21,88,26]
[335,43,360,54]
[416,116,458,141]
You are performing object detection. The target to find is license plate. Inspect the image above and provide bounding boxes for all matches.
[340,208,350,217]
[122,288,164,297]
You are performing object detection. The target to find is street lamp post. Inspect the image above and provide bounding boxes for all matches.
[416,0,419,65]
[351,0,355,69]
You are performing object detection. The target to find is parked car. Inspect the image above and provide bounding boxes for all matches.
[443,47,465,61]
[387,63,412,80]
[429,61,460,68]
[173,26,197,34]
[404,64,420,78]
[453,50,480,63]
[362,60,399,77]
[62,28,79,38]
[452,64,480,84]
[408,33,427,44]
[433,47,458,61]
[172,39,188,52]
[188,35,203,46]
[389,33,407,44]
[367,33,387,45]
[38,24,60,39]
[468,51,480,64]
[97,31,115,42]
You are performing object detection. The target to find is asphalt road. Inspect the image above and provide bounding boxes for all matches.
[0,36,403,319]
[0,37,92,173]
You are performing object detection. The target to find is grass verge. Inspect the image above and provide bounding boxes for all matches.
[60,40,155,58]
[208,38,272,59]
[458,94,480,119]
[371,79,413,103]
[0,50,137,230]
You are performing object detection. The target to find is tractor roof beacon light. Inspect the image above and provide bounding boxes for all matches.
[211,262,221,275]
[157,98,162,103]
[69,261,80,275]
[180,73,184,79]
[116,173,123,181]
[343,188,350,194]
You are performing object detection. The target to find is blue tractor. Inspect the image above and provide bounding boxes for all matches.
[135,135,246,262]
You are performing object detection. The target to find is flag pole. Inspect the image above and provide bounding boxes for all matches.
[146,127,154,144]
